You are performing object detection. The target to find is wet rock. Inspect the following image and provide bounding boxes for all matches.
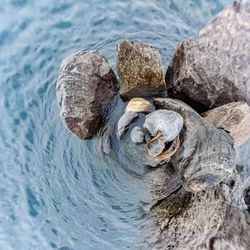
[56,51,117,139]
[154,98,236,192]
[143,110,184,143]
[130,126,144,144]
[125,97,155,113]
[147,137,165,157]
[166,0,250,112]
[117,111,138,138]
[117,40,166,99]
[203,102,250,148]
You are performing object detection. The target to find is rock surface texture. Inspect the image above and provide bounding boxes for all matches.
[56,51,117,139]
[117,40,166,99]
[154,98,236,192]
[166,0,250,112]
[203,102,250,148]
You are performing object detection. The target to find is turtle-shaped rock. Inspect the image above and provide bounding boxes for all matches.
[56,1,250,249]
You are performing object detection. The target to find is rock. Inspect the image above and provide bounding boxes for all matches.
[125,97,155,113]
[142,163,181,206]
[147,136,165,157]
[56,51,117,139]
[117,40,166,99]
[143,110,184,143]
[154,98,236,192]
[130,126,145,144]
[166,0,250,112]
[117,111,138,138]
[203,102,250,148]
[140,185,230,250]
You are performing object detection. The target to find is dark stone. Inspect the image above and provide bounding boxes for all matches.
[166,0,250,112]
[56,51,117,139]
[117,40,166,100]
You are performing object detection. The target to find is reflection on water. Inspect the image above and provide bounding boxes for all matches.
[0,0,237,249]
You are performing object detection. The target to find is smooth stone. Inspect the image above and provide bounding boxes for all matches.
[130,126,144,144]
[117,40,166,100]
[166,1,250,112]
[143,109,184,143]
[203,102,250,148]
[125,97,155,113]
[117,111,138,138]
[147,137,165,157]
[56,51,117,139]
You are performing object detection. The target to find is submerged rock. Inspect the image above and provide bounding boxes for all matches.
[125,97,155,113]
[56,51,117,139]
[166,0,250,111]
[130,126,145,144]
[117,111,138,139]
[117,40,166,99]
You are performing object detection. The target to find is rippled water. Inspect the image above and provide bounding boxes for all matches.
[0,0,241,249]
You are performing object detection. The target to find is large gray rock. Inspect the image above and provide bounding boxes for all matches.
[117,40,166,99]
[56,51,117,139]
[166,0,250,112]
[154,98,236,192]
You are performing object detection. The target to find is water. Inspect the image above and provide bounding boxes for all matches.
[0,0,244,249]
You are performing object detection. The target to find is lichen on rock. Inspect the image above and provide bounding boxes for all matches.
[117,40,166,100]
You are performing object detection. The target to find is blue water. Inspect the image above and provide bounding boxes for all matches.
[0,0,239,249]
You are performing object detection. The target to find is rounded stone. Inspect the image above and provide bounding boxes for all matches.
[143,109,184,143]
[130,126,145,144]
[125,97,155,113]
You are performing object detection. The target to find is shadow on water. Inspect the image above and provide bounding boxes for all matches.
[0,0,237,249]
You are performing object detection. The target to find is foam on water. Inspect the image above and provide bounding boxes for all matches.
[0,0,240,249]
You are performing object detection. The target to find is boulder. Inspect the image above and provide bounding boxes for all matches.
[56,51,117,139]
[117,40,166,99]
[154,98,236,192]
[166,0,250,112]
[203,102,250,148]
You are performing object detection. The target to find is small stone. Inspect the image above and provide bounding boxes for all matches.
[148,137,165,157]
[117,40,166,99]
[130,126,145,144]
[143,110,184,143]
[56,51,117,139]
[117,111,138,138]
[125,97,155,113]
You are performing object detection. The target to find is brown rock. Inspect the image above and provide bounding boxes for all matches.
[117,40,166,99]
[166,1,250,112]
[56,51,117,139]
[203,102,250,148]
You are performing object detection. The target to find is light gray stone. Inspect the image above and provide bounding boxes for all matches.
[117,111,138,138]
[130,126,145,144]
